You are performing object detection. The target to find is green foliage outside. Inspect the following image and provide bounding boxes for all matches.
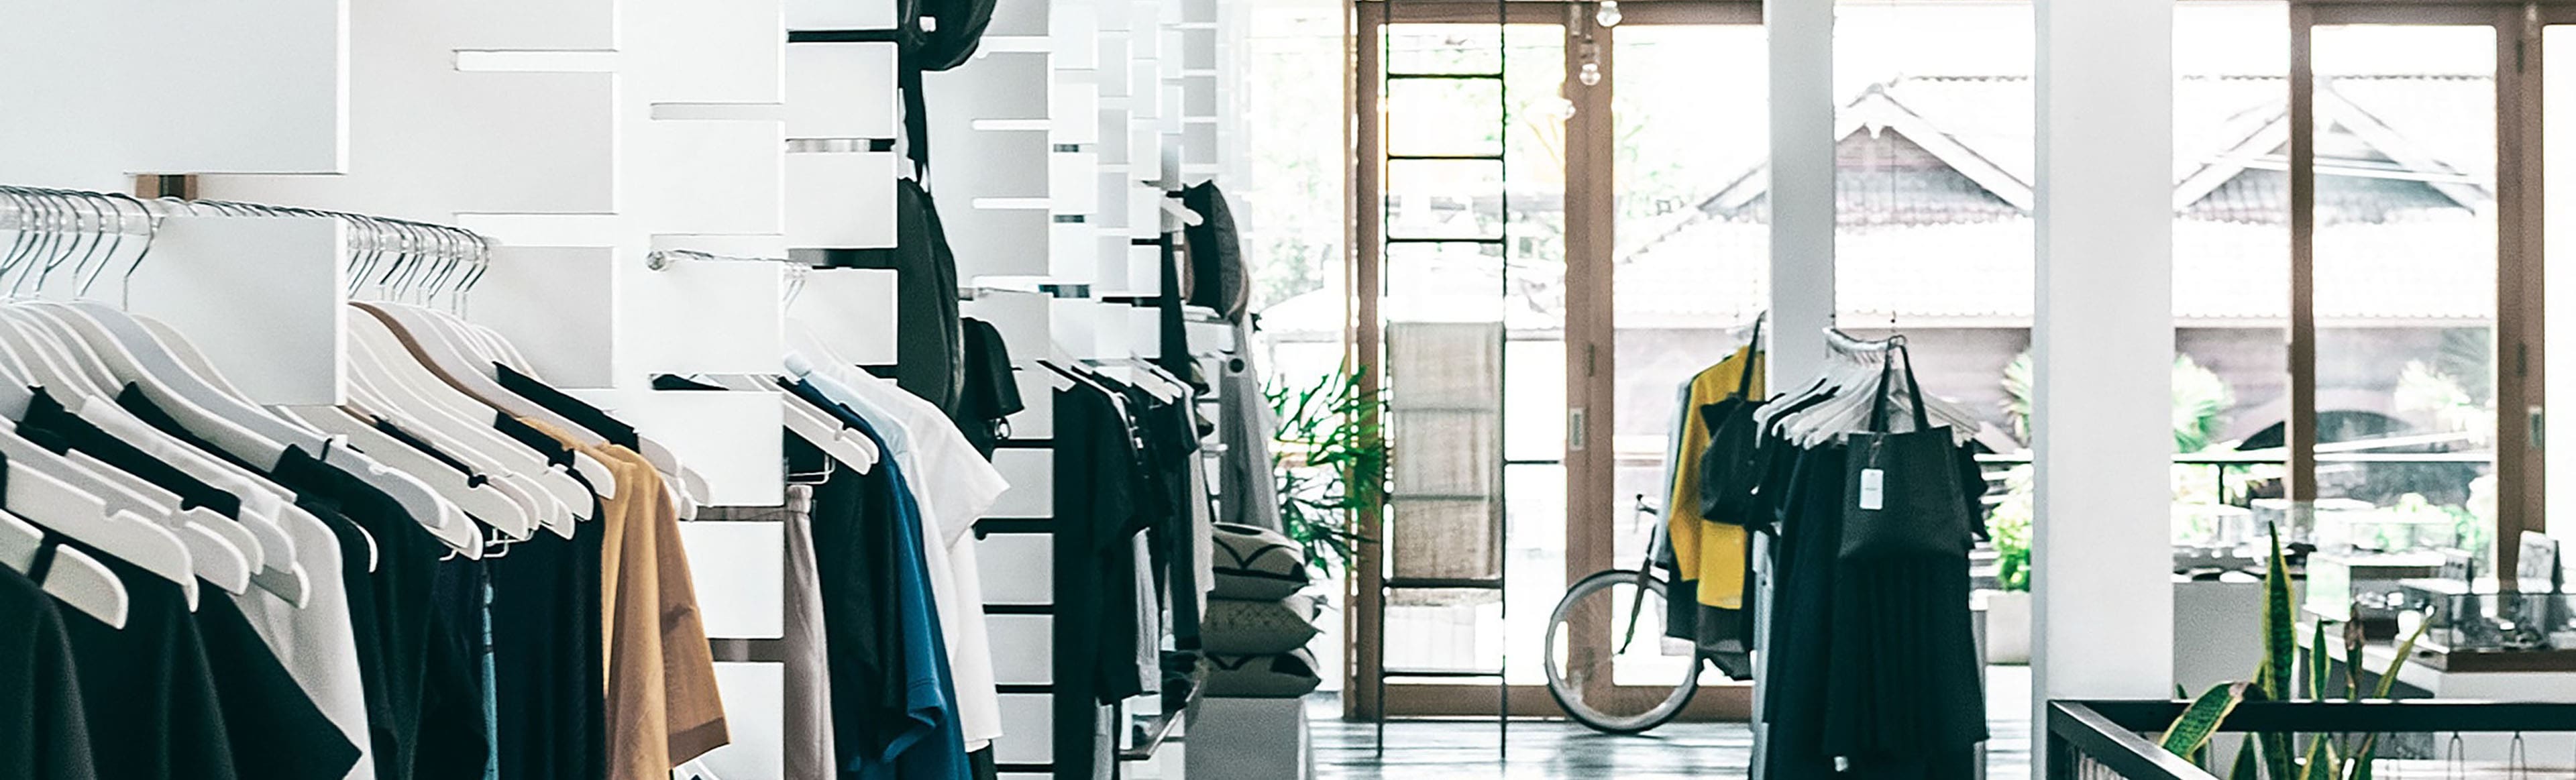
[1266,368,1388,572]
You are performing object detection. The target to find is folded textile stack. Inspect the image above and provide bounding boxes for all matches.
[1201,523,1325,698]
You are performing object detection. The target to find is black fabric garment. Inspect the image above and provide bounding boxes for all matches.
[1754,423,1987,780]
[494,413,581,469]
[113,385,482,780]
[1053,383,1143,774]
[420,557,492,780]
[0,562,96,780]
[1102,375,1201,649]
[20,387,242,518]
[193,576,367,780]
[967,746,999,780]
[781,385,916,771]
[490,461,606,780]
[957,318,1022,458]
[493,363,641,448]
[1179,181,1249,323]
[875,180,965,416]
[54,541,237,780]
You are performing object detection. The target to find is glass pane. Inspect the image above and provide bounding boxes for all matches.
[1387,158,1505,239]
[2309,24,2497,561]
[1385,241,1504,325]
[1829,1,2033,436]
[2552,25,2576,553]
[1611,23,1769,545]
[1386,23,1503,76]
[1503,463,1566,684]
[1388,79,1504,158]
[1505,339,1566,461]
[2172,3,2288,546]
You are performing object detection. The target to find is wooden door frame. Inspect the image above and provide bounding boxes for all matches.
[2291,2,2544,581]
[1346,0,1761,722]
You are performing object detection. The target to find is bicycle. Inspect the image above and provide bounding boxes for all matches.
[1540,494,1712,734]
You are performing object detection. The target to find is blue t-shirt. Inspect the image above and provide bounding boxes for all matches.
[808,392,971,780]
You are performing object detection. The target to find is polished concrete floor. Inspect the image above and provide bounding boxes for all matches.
[1309,666,2033,780]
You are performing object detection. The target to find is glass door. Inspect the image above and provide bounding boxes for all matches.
[1351,0,1764,722]
[2290,5,2524,577]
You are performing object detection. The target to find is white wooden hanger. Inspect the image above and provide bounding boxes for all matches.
[0,507,130,628]
[52,302,482,557]
[343,309,588,534]
[357,303,625,501]
[1770,331,1982,447]
[0,314,256,594]
[0,323,198,601]
[423,306,714,504]
[131,313,383,575]
[0,429,199,606]
[1,307,306,597]
[694,372,881,472]
[342,365,551,540]
[347,308,596,521]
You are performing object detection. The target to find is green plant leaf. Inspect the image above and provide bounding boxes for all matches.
[2339,618,2432,780]
[2231,736,2263,780]
[2374,616,2430,699]
[2300,736,2330,780]
[2160,681,2250,758]
[2309,620,2327,701]
[2261,526,2296,780]
[2264,523,2293,702]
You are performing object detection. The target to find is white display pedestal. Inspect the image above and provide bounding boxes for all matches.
[1185,698,1311,780]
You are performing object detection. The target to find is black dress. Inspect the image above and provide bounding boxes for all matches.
[1757,433,1986,780]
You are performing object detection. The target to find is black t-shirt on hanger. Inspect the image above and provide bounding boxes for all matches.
[113,386,486,780]
[53,541,239,780]
[0,561,95,780]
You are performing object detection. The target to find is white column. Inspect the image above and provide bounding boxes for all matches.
[2032,0,2175,770]
[1757,1,1832,777]
[1767,0,1834,386]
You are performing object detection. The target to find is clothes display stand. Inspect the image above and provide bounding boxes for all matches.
[0,0,1238,776]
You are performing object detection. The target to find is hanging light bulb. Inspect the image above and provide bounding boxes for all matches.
[1595,0,1621,27]
[1578,60,1602,87]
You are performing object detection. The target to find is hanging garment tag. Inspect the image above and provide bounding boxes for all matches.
[1857,468,1885,510]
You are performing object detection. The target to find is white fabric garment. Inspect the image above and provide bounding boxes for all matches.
[790,342,1009,545]
[235,502,376,780]
[790,348,1010,748]
[1132,532,1161,695]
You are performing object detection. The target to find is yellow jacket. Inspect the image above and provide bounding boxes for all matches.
[1668,346,1761,609]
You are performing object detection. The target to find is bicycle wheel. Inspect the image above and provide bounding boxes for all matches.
[1542,568,1701,734]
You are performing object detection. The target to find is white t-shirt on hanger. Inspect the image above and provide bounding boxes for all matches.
[793,350,1011,750]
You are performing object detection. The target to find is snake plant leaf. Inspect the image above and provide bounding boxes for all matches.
[2300,736,2331,780]
[2264,523,2293,701]
[2159,681,2250,757]
[2346,615,2432,780]
[2231,736,2263,780]
[2373,616,2430,699]
[2308,620,2327,700]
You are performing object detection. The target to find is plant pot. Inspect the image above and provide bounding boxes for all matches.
[1981,590,2032,665]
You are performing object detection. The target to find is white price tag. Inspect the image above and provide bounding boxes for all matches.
[1857,468,1885,511]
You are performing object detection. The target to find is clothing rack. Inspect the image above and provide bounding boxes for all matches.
[960,176,1241,777]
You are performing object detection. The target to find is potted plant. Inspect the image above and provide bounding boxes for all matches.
[1266,367,1385,573]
